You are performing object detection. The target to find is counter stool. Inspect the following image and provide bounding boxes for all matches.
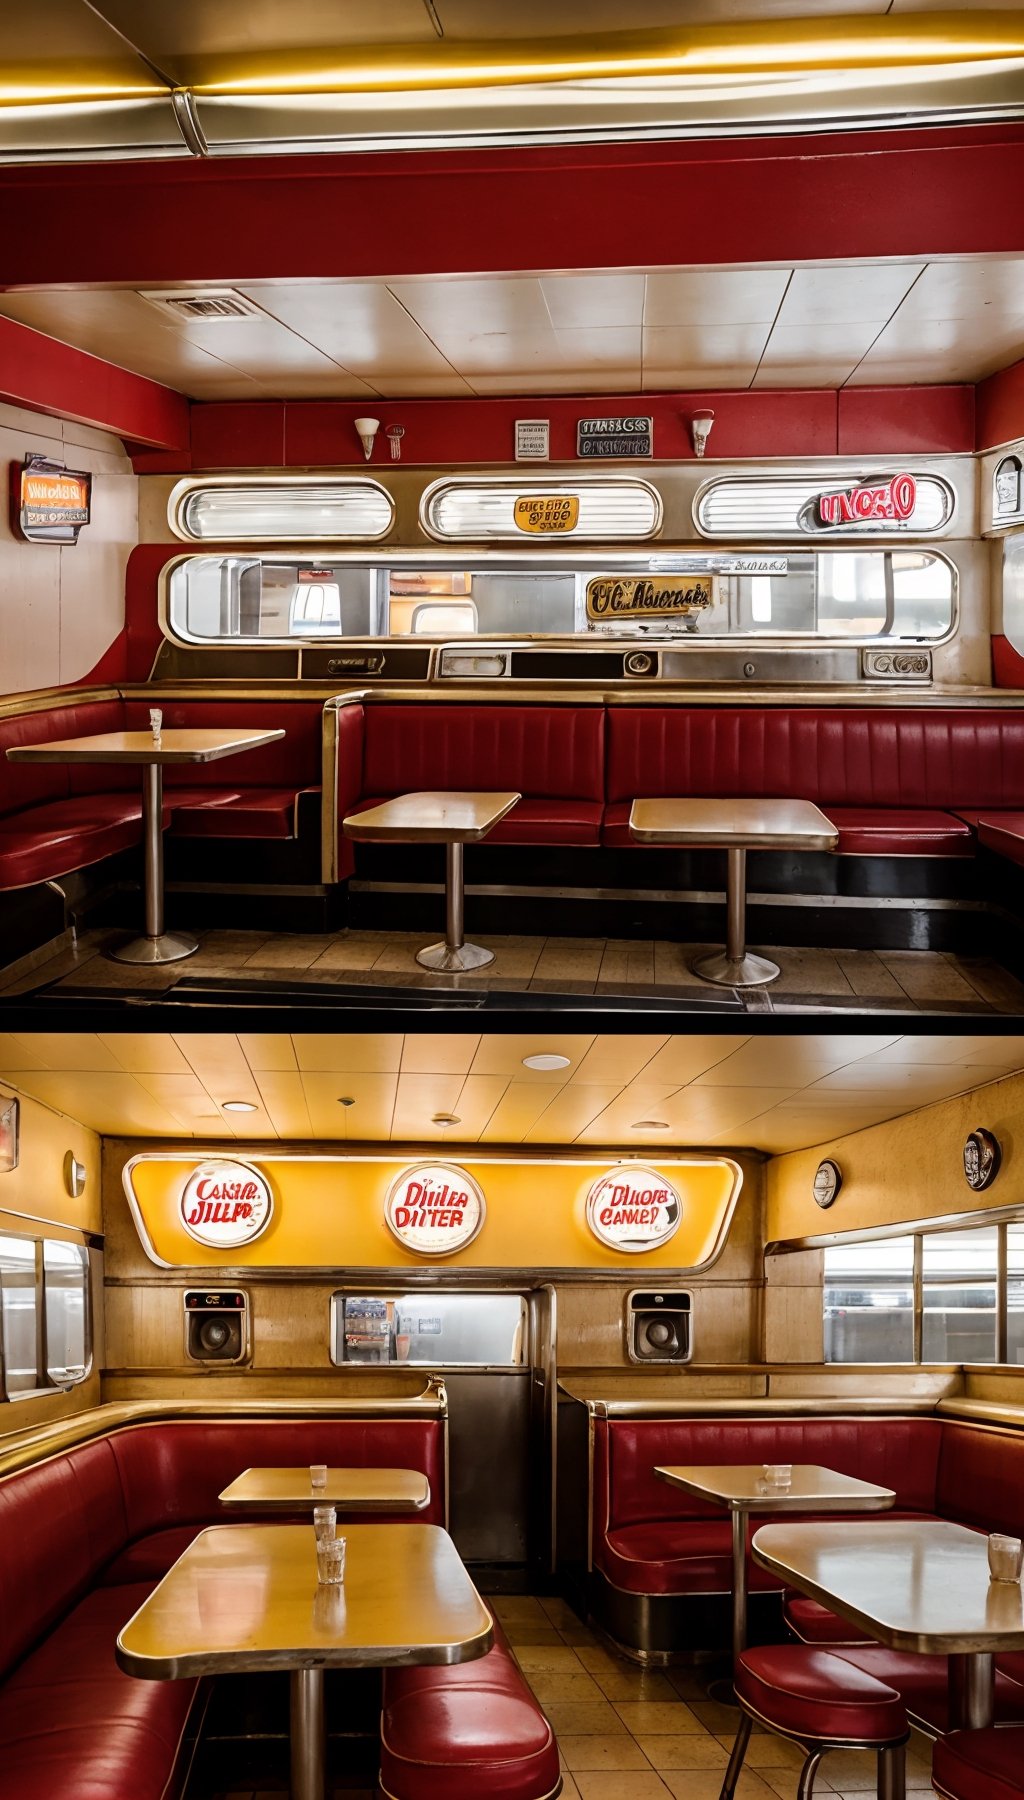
[932,1725,1024,1800]
[721,1644,909,1800]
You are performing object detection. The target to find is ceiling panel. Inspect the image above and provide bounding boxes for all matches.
[2,1032,1023,1152]
[2,256,1024,398]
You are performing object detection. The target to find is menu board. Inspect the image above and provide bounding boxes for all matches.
[587,575,714,621]
[13,456,92,544]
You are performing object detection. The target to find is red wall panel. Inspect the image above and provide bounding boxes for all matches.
[976,358,1024,453]
[838,386,974,455]
[0,316,188,451]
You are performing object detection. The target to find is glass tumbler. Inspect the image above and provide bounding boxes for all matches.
[763,1463,793,1489]
[988,1534,1024,1582]
[313,1505,337,1547]
[309,1464,328,1490]
[316,1535,347,1586]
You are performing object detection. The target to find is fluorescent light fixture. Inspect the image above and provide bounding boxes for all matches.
[221,1100,257,1113]
[522,1053,571,1071]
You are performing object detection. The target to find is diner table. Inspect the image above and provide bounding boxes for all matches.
[218,1465,431,1512]
[343,789,521,972]
[116,1521,493,1800]
[6,727,285,964]
[753,1518,1024,1731]
[629,797,838,987]
[655,1463,895,1688]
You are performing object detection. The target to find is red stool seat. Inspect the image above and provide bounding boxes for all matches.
[933,1726,1024,1800]
[736,1645,907,1742]
[784,1594,872,1645]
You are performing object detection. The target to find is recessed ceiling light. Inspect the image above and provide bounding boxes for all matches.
[522,1053,571,1071]
[632,1119,670,1129]
[337,1096,356,1107]
[221,1100,257,1113]
[432,1112,461,1126]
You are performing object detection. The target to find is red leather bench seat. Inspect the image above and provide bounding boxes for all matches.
[976,812,1024,868]
[603,708,1024,856]
[0,1582,198,1800]
[933,1727,1024,1800]
[783,1594,871,1645]
[379,1618,560,1800]
[830,1647,1024,1735]
[0,695,325,889]
[0,1414,446,1800]
[736,1644,906,1743]
[592,1416,943,1597]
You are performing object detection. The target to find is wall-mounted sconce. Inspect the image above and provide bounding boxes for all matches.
[353,417,381,461]
[63,1150,87,1198]
[386,424,406,461]
[690,409,715,458]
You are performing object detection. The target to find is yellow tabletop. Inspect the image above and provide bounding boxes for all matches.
[6,728,285,766]
[629,797,838,850]
[656,1463,895,1512]
[753,1519,1024,1654]
[218,1466,431,1513]
[116,1523,493,1679]
[343,791,521,842]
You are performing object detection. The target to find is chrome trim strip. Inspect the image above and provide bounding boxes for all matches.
[350,880,986,913]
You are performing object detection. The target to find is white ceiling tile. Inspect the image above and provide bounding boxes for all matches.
[540,273,646,329]
[757,321,882,373]
[778,264,924,325]
[388,276,551,337]
[643,322,770,377]
[644,268,790,328]
[466,368,642,396]
[244,282,463,381]
[891,258,1024,322]
[368,372,477,397]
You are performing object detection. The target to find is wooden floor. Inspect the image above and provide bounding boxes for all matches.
[5,925,1024,1014]
[201,1594,937,1800]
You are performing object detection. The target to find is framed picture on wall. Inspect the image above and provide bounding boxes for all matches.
[0,1094,18,1173]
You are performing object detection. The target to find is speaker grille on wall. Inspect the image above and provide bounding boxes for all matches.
[184,1290,250,1365]
[627,1290,692,1364]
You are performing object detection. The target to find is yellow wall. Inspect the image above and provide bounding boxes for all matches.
[0,1082,103,1436]
[766,1066,1024,1244]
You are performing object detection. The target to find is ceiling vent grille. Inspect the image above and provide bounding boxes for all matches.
[137,289,265,321]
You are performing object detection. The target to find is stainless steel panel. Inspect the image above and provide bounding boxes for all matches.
[445,1369,533,1563]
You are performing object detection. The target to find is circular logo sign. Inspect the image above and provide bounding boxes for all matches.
[812,1159,842,1210]
[585,1165,682,1254]
[179,1160,273,1249]
[963,1128,1001,1192]
[384,1163,485,1257]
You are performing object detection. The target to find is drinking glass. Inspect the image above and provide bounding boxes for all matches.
[763,1463,793,1489]
[309,1464,327,1490]
[149,708,163,741]
[313,1505,336,1546]
[988,1534,1024,1582]
[316,1536,346,1586]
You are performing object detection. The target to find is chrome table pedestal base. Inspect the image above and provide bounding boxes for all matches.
[290,1666,325,1800]
[415,841,494,973]
[106,762,198,967]
[691,848,779,989]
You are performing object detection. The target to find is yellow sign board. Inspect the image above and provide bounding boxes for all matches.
[513,495,580,535]
[586,575,714,621]
[123,1153,742,1273]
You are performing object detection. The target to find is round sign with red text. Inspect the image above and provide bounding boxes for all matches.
[179,1160,273,1249]
[384,1163,485,1257]
[585,1165,682,1253]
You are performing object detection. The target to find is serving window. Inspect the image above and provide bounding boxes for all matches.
[165,549,955,646]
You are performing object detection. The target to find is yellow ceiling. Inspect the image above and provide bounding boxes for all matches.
[1,1031,1022,1153]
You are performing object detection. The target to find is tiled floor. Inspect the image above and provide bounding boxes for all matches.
[4,924,1023,1015]
[203,1594,938,1799]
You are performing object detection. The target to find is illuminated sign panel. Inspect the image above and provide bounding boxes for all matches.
[123,1154,741,1271]
[14,457,92,543]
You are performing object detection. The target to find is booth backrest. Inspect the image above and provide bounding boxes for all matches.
[605,709,1024,809]
[935,1422,1024,1537]
[107,1417,445,1538]
[595,1416,945,1533]
[0,698,125,813]
[0,1436,127,1681]
[360,704,606,801]
[120,699,324,791]
[0,1415,444,1682]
